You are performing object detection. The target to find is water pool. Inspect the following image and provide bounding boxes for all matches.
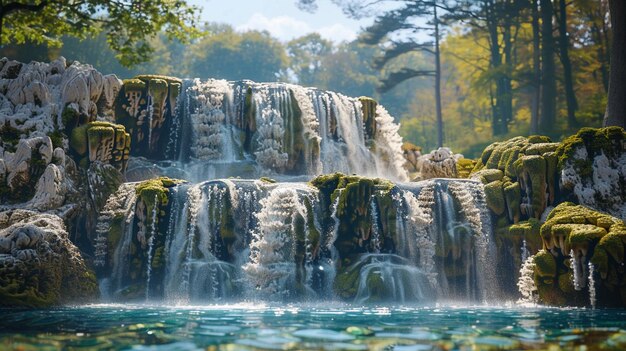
[2,304,626,350]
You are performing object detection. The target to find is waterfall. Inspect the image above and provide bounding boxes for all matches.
[370,197,382,254]
[181,185,203,298]
[144,194,158,299]
[517,256,538,304]
[150,79,408,181]
[99,177,494,303]
[521,239,529,263]
[242,183,325,299]
[588,262,596,309]
[570,249,584,290]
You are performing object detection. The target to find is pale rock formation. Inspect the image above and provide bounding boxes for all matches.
[416,147,463,179]
[0,57,122,143]
[561,146,626,219]
[0,210,97,306]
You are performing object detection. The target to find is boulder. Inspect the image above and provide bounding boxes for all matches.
[0,210,98,307]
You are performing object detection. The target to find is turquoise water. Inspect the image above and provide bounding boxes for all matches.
[2,304,626,350]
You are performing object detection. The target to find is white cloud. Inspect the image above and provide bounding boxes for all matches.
[317,24,357,43]
[237,13,312,41]
[236,13,357,43]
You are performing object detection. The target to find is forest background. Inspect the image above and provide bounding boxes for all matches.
[0,0,611,157]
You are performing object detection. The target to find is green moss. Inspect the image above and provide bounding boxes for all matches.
[533,250,556,278]
[122,78,146,91]
[484,180,505,215]
[136,177,185,223]
[47,131,65,150]
[503,182,521,222]
[509,218,540,241]
[88,126,115,154]
[528,135,552,144]
[61,105,80,131]
[520,155,547,218]
[456,158,476,179]
[556,127,626,169]
[260,176,276,183]
[310,173,394,259]
[134,74,182,86]
[473,169,504,183]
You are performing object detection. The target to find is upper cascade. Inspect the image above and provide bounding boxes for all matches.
[116,77,408,182]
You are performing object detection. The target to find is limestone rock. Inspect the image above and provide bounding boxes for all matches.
[0,136,66,206]
[0,210,98,307]
[0,57,121,148]
[415,147,463,179]
[556,127,626,220]
[401,142,421,173]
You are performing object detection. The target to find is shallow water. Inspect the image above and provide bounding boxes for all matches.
[1,304,626,350]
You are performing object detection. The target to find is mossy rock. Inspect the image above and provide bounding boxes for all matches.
[556,127,626,169]
[456,158,476,179]
[122,78,146,92]
[136,177,185,223]
[472,169,504,183]
[484,180,505,215]
[310,173,395,259]
[533,203,626,306]
[533,250,556,278]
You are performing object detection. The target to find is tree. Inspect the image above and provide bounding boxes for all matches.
[298,0,453,147]
[557,0,579,128]
[539,0,557,135]
[0,0,199,66]
[604,0,626,128]
[185,24,287,82]
[287,33,333,86]
[530,0,541,134]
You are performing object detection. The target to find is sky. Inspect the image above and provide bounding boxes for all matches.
[188,0,373,43]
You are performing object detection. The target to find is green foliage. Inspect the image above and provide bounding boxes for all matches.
[185,24,287,82]
[0,1,200,67]
[287,33,333,86]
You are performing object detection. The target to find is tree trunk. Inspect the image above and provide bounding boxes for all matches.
[530,0,540,134]
[501,0,513,135]
[539,0,556,135]
[604,0,626,127]
[558,0,578,129]
[486,0,505,136]
[434,4,444,147]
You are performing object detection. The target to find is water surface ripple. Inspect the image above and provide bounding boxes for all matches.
[1,304,626,350]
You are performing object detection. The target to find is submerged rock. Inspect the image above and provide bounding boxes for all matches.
[0,210,98,307]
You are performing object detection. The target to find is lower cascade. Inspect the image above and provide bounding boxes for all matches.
[96,175,496,303]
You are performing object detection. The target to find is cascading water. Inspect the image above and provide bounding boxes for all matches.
[147,79,408,182]
[517,256,538,304]
[97,77,500,305]
[98,177,496,304]
[588,262,596,309]
[144,194,158,299]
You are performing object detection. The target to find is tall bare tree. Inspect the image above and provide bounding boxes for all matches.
[604,0,626,127]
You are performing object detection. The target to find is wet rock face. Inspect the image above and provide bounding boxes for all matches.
[525,203,626,307]
[0,210,98,307]
[114,76,181,160]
